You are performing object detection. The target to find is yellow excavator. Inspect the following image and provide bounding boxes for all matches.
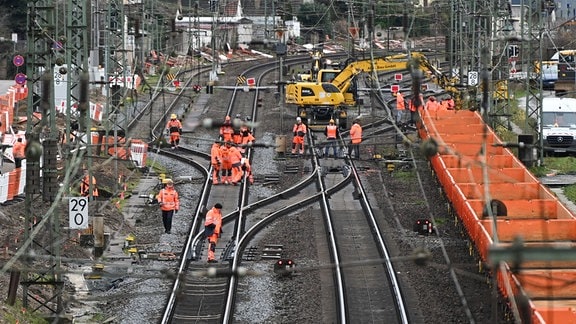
[286,52,460,130]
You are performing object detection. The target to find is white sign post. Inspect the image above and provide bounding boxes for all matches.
[69,197,89,229]
[468,71,479,86]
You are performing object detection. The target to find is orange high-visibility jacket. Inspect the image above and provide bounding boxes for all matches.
[156,186,179,211]
[204,207,223,234]
[350,123,362,144]
[211,143,221,165]
[13,141,26,158]
[166,119,182,134]
[325,124,338,139]
[396,93,405,110]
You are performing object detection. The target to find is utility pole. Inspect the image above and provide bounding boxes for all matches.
[522,0,549,164]
[22,0,63,314]
[209,0,219,84]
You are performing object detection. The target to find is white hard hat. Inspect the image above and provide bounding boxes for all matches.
[296,117,302,122]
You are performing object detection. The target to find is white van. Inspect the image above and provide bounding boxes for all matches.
[541,97,576,155]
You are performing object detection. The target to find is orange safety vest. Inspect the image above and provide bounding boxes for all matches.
[350,123,362,144]
[325,125,338,139]
[13,141,26,158]
[442,98,455,110]
[156,187,179,211]
[396,93,405,110]
[220,124,234,142]
[425,99,439,111]
[230,146,242,165]
[211,143,221,165]
[166,119,182,134]
[409,96,423,112]
[204,207,222,234]
[293,123,307,137]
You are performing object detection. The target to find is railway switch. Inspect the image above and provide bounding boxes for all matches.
[274,259,295,276]
[413,219,434,235]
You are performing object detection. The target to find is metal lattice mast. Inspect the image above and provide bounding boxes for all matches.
[23,0,64,313]
[103,0,126,156]
[522,0,546,162]
[488,0,515,129]
[65,0,92,194]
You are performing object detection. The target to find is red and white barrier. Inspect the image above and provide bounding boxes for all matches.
[130,140,148,168]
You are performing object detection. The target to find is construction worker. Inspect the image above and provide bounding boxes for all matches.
[229,143,243,185]
[219,142,233,184]
[324,119,339,157]
[166,114,183,149]
[291,117,307,155]
[395,91,406,124]
[204,203,223,263]
[156,178,179,234]
[441,95,455,110]
[408,94,424,125]
[233,157,254,184]
[220,116,234,143]
[13,137,26,168]
[425,96,440,112]
[232,114,243,145]
[210,141,221,184]
[349,118,362,159]
[80,169,99,198]
[239,120,255,154]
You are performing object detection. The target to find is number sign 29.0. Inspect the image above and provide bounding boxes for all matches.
[69,197,89,229]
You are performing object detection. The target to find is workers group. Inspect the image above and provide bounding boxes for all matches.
[291,116,363,160]
[394,91,455,125]
[211,115,255,185]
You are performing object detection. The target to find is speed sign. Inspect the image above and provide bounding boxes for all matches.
[69,197,89,229]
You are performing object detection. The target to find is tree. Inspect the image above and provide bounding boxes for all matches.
[297,2,333,35]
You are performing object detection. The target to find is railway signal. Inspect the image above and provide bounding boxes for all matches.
[274,258,295,276]
[413,219,434,235]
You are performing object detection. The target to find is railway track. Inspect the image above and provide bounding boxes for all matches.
[142,51,416,323]
[114,49,539,323]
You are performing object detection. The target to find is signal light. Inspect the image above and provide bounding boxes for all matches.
[274,258,295,276]
[413,219,434,235]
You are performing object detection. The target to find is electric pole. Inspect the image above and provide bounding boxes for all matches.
[22,0,62,314]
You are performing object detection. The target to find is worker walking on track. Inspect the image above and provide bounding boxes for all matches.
[210,141,221,184]
[395,91,406,124]
[324,119,339,158]
[349,117,362,159]
[156,178,179,234]
[204,203,223,263]
[291,117,307,156]
[166,114,183,149]
[80,169,99,198]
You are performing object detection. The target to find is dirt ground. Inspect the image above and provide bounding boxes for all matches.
[0,156,137,321]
